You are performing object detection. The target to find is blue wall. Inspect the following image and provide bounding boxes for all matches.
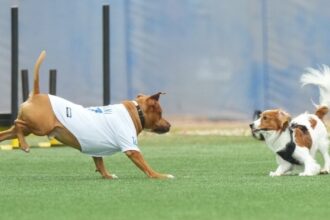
[1,0,330,120]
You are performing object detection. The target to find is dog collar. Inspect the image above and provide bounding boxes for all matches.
[132,101,145,128]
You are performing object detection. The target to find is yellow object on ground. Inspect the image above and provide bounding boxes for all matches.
[0,135,65,150]
[11,139,19,148]
[50,138,63,146]
[0,145,13,150]
[38,142,51,148]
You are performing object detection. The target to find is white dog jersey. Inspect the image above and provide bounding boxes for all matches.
[48,95,140,156]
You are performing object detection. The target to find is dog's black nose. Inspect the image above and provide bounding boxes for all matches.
[249,123,254,129]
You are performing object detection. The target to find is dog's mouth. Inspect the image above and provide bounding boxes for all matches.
[249,124,266,141]
[150,119,171,134]
[151,126,170,134]
[251,131,265,141]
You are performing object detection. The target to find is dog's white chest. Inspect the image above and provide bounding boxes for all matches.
[265,131,291,153]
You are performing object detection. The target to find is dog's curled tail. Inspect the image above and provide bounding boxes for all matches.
[301,65,330,119]
[31,50,46,97]
[301,65,330,106]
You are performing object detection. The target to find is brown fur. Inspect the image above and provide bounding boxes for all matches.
[123,93,170,135]
[309,118,317,129]
[122,101,144,135]
[259,109,291,132]
[0,51,173,179]
[315,106,328,120]
[32,51,45,96]
[293,126,312,149]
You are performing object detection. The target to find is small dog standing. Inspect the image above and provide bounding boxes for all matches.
[0,51,174,179]
[250,66,330,176]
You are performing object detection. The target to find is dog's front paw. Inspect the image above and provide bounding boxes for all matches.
[102,174,118,179]
[111,174,119,179]
[269,171,281,177]
[149,173,175,179]
[298,172,318,176]
[21,146,30,153]
[165,174,175,179]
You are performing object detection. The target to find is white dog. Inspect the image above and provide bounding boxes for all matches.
[250,65,330,176]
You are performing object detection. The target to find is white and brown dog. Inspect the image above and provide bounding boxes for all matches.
[250,66,330,176]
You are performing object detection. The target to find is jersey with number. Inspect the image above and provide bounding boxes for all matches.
[48,95,140,156]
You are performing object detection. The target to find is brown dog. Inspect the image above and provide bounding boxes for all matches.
[0,51,174,179]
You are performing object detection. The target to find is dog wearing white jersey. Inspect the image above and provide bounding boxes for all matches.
[250,65,330,176]
[0,51,174,179]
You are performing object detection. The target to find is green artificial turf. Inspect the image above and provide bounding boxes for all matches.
[1,135,330,220]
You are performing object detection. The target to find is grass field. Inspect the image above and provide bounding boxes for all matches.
[1,133,330,220]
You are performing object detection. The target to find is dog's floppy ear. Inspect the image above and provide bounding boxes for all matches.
[277,110,291,130]
[149,92,166,101]
[136,93,145,98]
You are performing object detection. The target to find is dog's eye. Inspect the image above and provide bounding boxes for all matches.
[262,116,267,120]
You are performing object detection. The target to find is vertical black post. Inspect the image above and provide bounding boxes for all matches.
[21,70,29,101]
[103,5,110,105]
[49,69,57,95]
[11,7,19,123]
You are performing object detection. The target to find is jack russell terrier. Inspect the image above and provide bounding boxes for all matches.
[0,51,174,180]
[250,65,330,176]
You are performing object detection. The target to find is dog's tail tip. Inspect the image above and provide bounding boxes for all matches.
[315,106,329,120]
[31,50,47,97]
[39,50,46,61]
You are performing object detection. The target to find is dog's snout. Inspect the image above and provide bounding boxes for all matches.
[249,121,265,141]
[165,121,171,132]
[152,119,171,134]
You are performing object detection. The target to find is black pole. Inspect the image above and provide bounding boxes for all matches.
[11,7,19,123]
[49,69,57,95]
[103,5,110,105]
[21,70,29,101]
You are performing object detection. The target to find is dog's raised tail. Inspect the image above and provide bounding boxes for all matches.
[301,65,330,106]
[31,50,46,97]
[301,65,330,119]
[315,106,329,120]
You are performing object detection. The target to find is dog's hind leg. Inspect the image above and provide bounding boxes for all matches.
[318,138,330,174]
[92,157,118,179]
[294,147,320,176]
[0,126,17,142]
[14,119,31,153]
[0,122,30,152]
